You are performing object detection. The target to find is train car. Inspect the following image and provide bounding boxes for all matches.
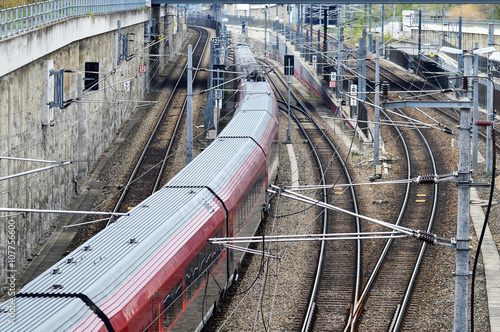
[0,46,279,331]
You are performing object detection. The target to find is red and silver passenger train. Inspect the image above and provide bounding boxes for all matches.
[0,45,279,331]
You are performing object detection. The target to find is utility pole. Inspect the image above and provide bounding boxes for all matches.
[187,44,193,164]
[288,3,291,48]
[381,65,474,330]
[487,23,494,172]
[310,4,313,61]
[442,5,446,47]
[368,4,373,53]
[472,42,479,169]
[317,29,321,75]
[359,27,367,104]
[350,5,354,38]
[323,7,328,80]
[297,3,304,57]
[453,54,472,332]
[364,4,367,27]
[285,55,294,144]
[299,4,303,56]
[264,6,267,57]
[443,4,446,25]
[458,16,463,74]
[381,4,385,57]
[359,27,367,135]
[337,14,344,99]
[418,10,422,61]
[374,38,380,167]
[383,93,474,332]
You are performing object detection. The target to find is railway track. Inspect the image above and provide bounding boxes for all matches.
[338,44,445,330]
[261,57,362,331]
[352,110,438,331]
[266,28,445,330]
[209,22,483,331]
[112,27,209,214]
[328,45,442,330]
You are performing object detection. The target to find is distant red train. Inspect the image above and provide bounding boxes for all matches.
[0,45,279,331]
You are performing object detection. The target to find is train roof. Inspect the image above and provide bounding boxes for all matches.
[0,79,278,331]
[17,186,221,300]
[168,137,265,192]
[220,111,274,140]
[0,45,278,331]
[0,297,102,331]
[234,45,260,75]
[240,81,273,96]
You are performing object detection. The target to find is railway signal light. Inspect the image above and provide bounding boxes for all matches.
[84,62,99,91]
[284,55,294,76]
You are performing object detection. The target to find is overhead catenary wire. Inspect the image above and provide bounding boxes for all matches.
[284,173,456,191]
[239,20,470,330]
[319,115,453,132]
[0,156,65,164]
[62,217,112,229]
[0,212,24,219]
[0,161,72,182]
[211,231,408,244]
[73,99,158,105]
[267,185,452,246]
[0,29,178,204]
[0,24,206,263]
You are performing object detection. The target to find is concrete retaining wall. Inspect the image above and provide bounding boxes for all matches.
[0,6,186,293]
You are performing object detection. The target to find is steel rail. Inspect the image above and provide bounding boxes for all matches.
[291,26,444,329]
[261,60,328,331]
[259,57,361,332]
[152,26,210,193]
[112,27,207,214]
[340,78,437,330]
[388,108,439,331]
[335,47,435,329]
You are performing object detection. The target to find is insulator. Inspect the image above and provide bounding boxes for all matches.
[475,120,493,126]
[416,230,437,245]
[381,81,389,100]
[462,76,469,91]
[261,204,269,221]
[443,126,453,135]
[416,174,435,185]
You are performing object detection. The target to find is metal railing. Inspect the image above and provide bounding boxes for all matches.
[417,17,500,27]
[0,0,146,39]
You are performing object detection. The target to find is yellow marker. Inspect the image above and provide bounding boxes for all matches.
[430,53,435,57]
[334,187,342,190]
[417,194,426,197]
[127,207,134,211]
[416,200,426,203]
[334,191,343,195]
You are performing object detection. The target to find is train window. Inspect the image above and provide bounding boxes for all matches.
[184,229,223,303]
[154,308,159,332]
[236,174,263,232]
[163,279,182,330]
